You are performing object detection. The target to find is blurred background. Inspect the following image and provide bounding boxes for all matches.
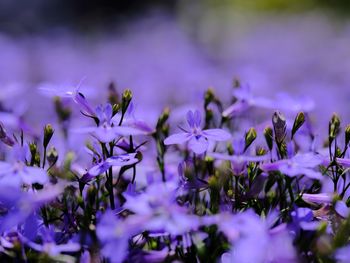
[1,0,350,128]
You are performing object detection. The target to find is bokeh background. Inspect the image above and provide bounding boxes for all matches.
[1,0,350,129]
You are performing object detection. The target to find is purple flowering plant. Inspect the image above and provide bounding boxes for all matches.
[1,81,350,262]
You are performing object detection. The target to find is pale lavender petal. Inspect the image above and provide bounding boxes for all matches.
[88,162,111,176]
[21,166,49,185]
[188,136,208,154]
[112,126,147,136]
[335,201,350,218]
[0,161,13,175]
[222,101,249,117]
[193,110,201,127]
[164,132,191,145]
[336,158,350,167]
[95,126,118,143]
[106,153,138,167]
[202,129,231,141]
[186,110,195,128]
[302,193,333,204]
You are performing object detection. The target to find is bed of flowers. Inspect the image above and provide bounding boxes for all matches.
[1,81,350,263]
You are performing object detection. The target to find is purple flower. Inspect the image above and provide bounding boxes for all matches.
[302,193,333,205]
[97,211,138,263]
[20,231,80,260]
[335,245,350,263]
[210,138,269,175]
[0,184,63,232]
[0,161,48,187]
[164,110,231,154]
[216,211,296,263]
[223,83,314,117]
[72,103,147,143]
[123,181,200,235]
[260,152,324,180]
[88,153,139,177]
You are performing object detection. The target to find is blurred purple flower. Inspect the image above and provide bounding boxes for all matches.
[302,193,333,205]
[210,138,269,175]
[72,103,147,143]
[216,211,296,263]
[165,110,231,154]
[261,153,324,180]
[223,83,314,117]
[0,185,62,232]
[123,181,200,235]
[88,153,139,177]
[335,245,350,263]
[97,210,137,263]
[0,161,48,187]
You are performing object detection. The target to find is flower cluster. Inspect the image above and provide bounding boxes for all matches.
[0,81,350,262]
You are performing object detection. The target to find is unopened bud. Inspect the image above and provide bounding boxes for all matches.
[329,113,341,142]
[156,107,170,131]
[54,97,71,122]
[291,112,305,139]
[112,104,120,116]
[108,82,120,105]
[204,88,215,108]
[43,124,54,148]
[244,127,257,152]
[345,124,350,147]
[264,126,273,151]
[47,147,58,166]
[272,111,286,144]
[121,89,132,114]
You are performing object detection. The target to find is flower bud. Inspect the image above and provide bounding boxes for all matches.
[264,126,273,151]
[43,124,54,148]
[156,107,170,131]
[112,104,120,116]
[345,124,350,147]
[108,82,120,105]
[204,88,215,108]
[54,97,71,123]
[29,142,37,157]
[233,78,241,88]
[329,113,340,142]
[121,89,132,114]
[205,108,214,128]
[272,111,286,145]
[291,112,305,139]
[47,147,58,166]
[244,127,257,152]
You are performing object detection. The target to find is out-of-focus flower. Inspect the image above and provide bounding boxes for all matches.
[302,193,333,205]
[97,210,139,263]
[335,200,350,218]
[210,138,269,175]
[165,110,231,154]
[123,181,200,235]
[223,83,314,117]
[112,102,154,134]
[335,245,350,263]
[0,184,63,232]
[216,211,296,263]
[88,153,139,177]
[0,161,48,187]
[20,227,80,263]
[72,103,147,143]
[260,152,324,180]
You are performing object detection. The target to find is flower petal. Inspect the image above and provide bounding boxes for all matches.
[188,136,208,154]
[164,133,191,145]
[106,153,139,167]
[202,129,231,141]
